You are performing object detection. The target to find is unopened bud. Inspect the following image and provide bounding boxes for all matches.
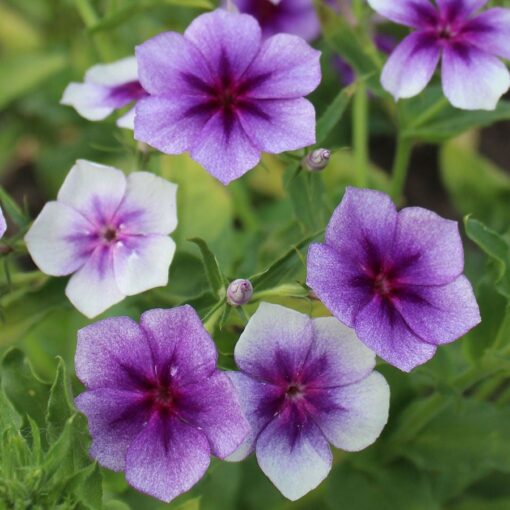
[303,148,331,172]
[227,279,253,306]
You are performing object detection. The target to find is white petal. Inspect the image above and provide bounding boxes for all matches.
[85,56,138,86]
[0,207,6,238]
[60,82,113,121]
[116,107,136,129]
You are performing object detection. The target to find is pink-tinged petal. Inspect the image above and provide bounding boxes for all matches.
[256,412,332,501]
[313,372,389,451]
[57,160,126,222]
[394,276,481,345]
[189,112,261,184]
[60,82,115,121]
[25,202,92,276]
[177,371,250,459]
[437,0,489,21]
[237,98,315,153]
[305,317,376,388]
[307,243,373,328]
[462,8,510,61]
[117,172,178,235]
[441,43,510,110]
[135,32,212,96]
[66,246,125,318]
[393,207,463,286]
[381,32,440,101]
[185,9,261,81]
[134,96,210,156]
[116,107,136,129]
[354,298,437,372]
[140,306,217,386]
[226,371,282,461]
[234,302,314,383]
[85,56,139,86]
[75,389,150,471]
[367,0,437,28]
[125,414,210,503]
[0,207,5,238]
[243,33,321,99]
[75,316,154,390]
[113,235,175,296]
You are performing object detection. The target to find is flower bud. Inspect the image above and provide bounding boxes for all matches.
[303,148,331,172]
[227,279,253,306]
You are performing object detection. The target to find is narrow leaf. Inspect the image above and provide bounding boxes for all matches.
[189,238,226,298]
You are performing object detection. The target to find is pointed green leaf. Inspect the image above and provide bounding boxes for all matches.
[188,238,226,299]
[0,387,22,432]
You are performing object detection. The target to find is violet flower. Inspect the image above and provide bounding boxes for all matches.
[227,302,390,500]
[307,187,481,372]
[25,160,177,318]
[75,306,249,503]
[229,0,321,41]
[61,56,148,129]
[134,9,321,185]
[368,0,510,110]
[0,207,5,239]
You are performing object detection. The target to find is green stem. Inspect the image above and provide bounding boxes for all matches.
[389,137,413,202]
[352,0,364,19]
[353,83,369,187]
[408,97,449,130]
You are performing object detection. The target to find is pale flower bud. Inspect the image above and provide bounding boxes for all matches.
[303,148,331,172]
[227,279,253,306]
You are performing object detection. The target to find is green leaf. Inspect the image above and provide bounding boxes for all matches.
[0,186,30,228]
[0,387,22,432]
[189,238,226,299]
[450,498,510,510]
[75,463,103,510]
[174,497,201,510]
[103,501,131,510]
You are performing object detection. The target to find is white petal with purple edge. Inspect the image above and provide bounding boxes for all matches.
[441,44,510,110]
[314,372,390,451]
[382,32,440,101]
[60,82,114,121]
[85,56,138,86]
[367,0,437,28]
[0,207,5,238]
[113,235,175,296]
[25,201,92,276]
[66,246,125,318]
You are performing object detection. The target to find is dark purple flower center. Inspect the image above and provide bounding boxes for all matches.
[152,385,175,410]
[373,272,393,298]
[285,382,305,400]
[101,226,118,243]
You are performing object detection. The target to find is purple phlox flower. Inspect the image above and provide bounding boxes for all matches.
[61,56,148,129]
[25,160,178,318]
[227,302,389,500]
[229,0,320,41]
[368,0,510,110]
[0,206,6,239]
[134,9,321,185]
[75,305,250,503]
[307,187,481,372]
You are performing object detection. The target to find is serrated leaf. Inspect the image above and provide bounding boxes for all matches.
[189,238,226,299]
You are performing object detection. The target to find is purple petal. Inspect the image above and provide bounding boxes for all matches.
[256,410,332,501]
[437,0,489,21]
[394,276,481,345]
[234,302,314,383]
[242,33,321,99]
[177,371,250,459]
[140,306,217,386]
[441,43,510,110]
[393,207,463,286]
[135,32,212,96]
[125,414,210,503]
[0,207,5,239]
[113,235,176,296]
[306,243,372,328]
[189,112,261,185]
[66,246,125,318]
[75,316,154,390]
[184,9,262,82]
[237,98,316,153]
[75,389,150,471]
[381,32,440,101]
[312,372,389,451]
[25,202,92,276]
[462,8,510,61]
[367,0,437,28]
[354,298,437,372]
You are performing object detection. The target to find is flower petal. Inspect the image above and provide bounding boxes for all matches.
[437,0,489,21]
[367,0,437,28]
[237,98,316,153]
[354,298,437,372]
[66,246,125,318]
[441,43,510,110]
[25,201,92,276]
[0,207,5,238]
[60,82,115,121]
[243,33,321,99]
[177,371,250,459]
[140,306,217,386]
[313,372,389,451]
[234,302,314,383]
[75,316,153,390]
[75,389,150,471]
[125,414,210,503]
[57,160,126,222]
[256,411,332,501]
[113,235,176,296]
[116,107,136,129]
[381,32,440,101]
[394,276,481,345]
[393,207,463,285]
[85,56,139,86]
